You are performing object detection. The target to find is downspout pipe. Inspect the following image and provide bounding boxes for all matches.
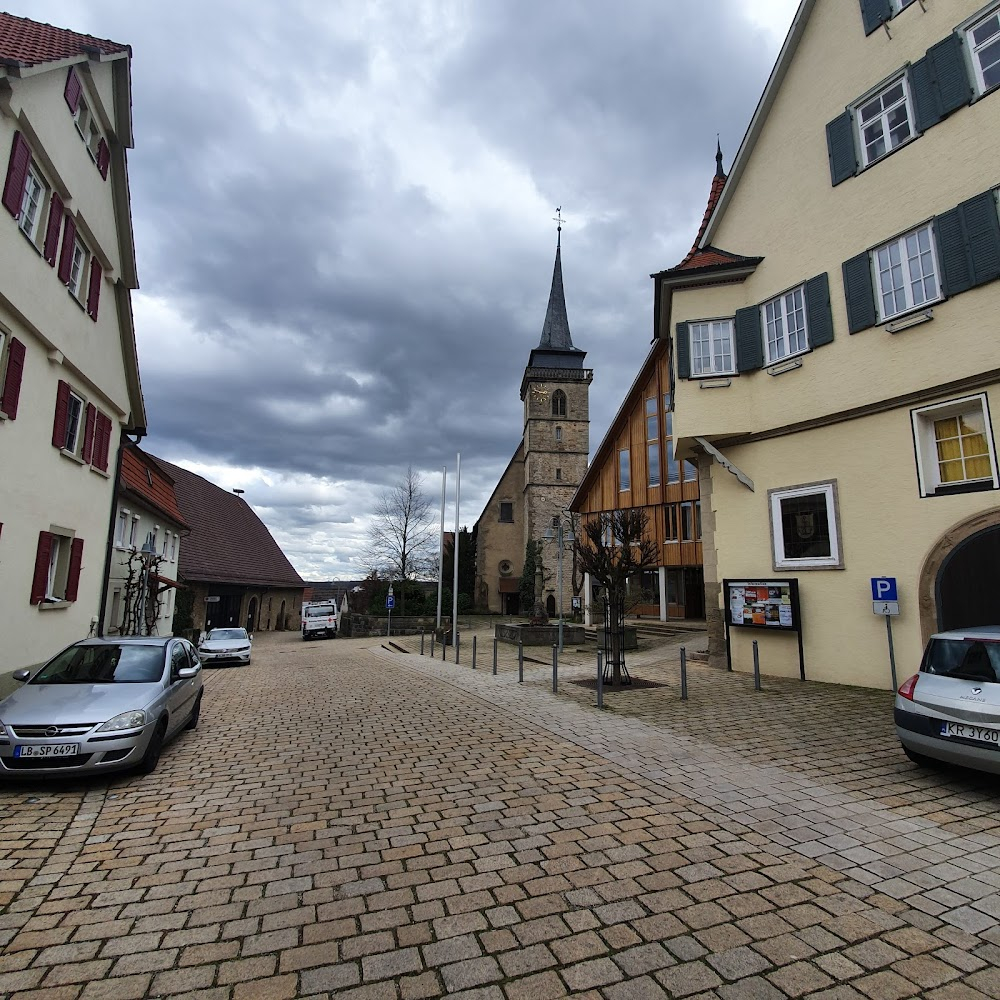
[97,426,142,637]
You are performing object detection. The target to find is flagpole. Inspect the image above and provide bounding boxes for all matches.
[452,453,461,637]
[436,466,446,630]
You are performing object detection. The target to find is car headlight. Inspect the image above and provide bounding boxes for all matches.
[97,711,147,732]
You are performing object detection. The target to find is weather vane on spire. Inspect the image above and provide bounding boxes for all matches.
[553,206,563,247]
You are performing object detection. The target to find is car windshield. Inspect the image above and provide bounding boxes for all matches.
[31,644,166,684]
[922,638,1000,683]
[206,629,247,641]
[305,607,335,617]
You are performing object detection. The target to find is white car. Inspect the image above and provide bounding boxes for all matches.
[197,627,252,666]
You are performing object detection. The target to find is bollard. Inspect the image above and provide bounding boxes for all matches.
[493,638,498,675]
[420,632,425,656]
[680,646,688,701]
[753,639,761,691]
[430,633,435,658]
[518,641,524,683]
[596,649,604,709]
[455,630,460,664]
[472,636,477,670]
[552,645,558,693]
[442,631,446,661]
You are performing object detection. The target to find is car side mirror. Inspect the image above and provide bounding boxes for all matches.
[12,669,30,683]
[177,665,200,679]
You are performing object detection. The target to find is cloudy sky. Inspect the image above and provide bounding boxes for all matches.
[25,0,799,580]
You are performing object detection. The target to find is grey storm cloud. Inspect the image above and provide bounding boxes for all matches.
[22,0,797,578]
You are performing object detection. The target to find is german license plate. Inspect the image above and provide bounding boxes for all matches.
[13,744,78,758]
[940,722,1000,745]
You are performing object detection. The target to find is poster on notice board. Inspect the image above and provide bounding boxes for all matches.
[723,579,800,632]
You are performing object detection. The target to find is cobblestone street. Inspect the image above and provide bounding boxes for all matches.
[1,627,998,1000]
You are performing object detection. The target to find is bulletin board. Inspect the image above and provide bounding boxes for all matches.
[723,578,805,681]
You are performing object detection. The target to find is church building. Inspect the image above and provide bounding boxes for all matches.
[474,228,592,615]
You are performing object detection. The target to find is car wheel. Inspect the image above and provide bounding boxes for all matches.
[902,745,937,768]
[185,694,202,731]
[137,722,166,775]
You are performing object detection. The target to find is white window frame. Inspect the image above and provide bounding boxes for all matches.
[19,164,45,243]
[170,534,178,561]
[690,319,735,376]
[966,5,1000,96]
[911,393,999,497]
[761,285,809,365]
[769,481,843,570]
[64,391,85,454]
[890,0,917,12]
[115,509,130,547]
[68,236,87,298]
[129,514,140,548]
[873,223,941,321]
[854,75,914,168]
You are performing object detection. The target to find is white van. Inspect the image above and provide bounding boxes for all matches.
[301,602,338,640]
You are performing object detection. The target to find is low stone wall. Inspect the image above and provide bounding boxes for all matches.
[496,623,587,647]
[347,615,443,638]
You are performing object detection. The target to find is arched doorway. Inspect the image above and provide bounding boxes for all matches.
[937,525,1000,632]
[919,510,1000,642]
[546,594,556,617]
[246,597,257,634]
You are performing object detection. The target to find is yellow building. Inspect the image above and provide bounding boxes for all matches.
[657,0,1000,687]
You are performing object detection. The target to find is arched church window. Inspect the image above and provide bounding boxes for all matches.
[552,390,567,416]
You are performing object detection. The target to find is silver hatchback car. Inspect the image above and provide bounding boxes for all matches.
[0,636,203,779]
[895,626,1000,776]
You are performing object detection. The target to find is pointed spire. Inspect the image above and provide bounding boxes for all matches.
[716,136,724,178]
[537,209,577,352]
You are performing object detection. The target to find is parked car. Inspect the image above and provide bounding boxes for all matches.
[895,626,1000,776]
[197,627,252,666]
[0,636,202,778]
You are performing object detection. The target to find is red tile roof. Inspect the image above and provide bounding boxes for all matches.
[676,170,728,269]
[121,445,188,529]
[154,457,305,590]
[0,12,128,67]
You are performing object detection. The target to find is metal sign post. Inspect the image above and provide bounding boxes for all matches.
[871,578,900,690]
[386,585,394,637]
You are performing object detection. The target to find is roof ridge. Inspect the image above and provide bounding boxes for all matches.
[0,12,128,67]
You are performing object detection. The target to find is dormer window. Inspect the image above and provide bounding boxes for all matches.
[552,390,566,416]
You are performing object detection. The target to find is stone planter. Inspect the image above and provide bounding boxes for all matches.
[496,623,587,646]
[596,627,639,650]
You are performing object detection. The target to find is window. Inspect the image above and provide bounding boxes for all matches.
[499,502,514,523]
[555,468,562,481]
[681,502,694,542]
[684,460,698,483]
[856,77,913,167]
[690,319,735,375]
[664,504,678,541]
[619,449,630,491]
[129,515,139,548]
[646,399,660,487]
[912,394,999,497]
[648,444,661,487]
[762,286,808,364]
[115,509,130,547]
[890,0,916,11]
[170,534,178,561]
[30,530,84,604]
[555,426,562,442]
[874,223,940,321]
[645,398,657,441]
[0,332,25,420]
[967,8,1000,95]
[552,390,566,416]
[19,165,44,243]
[769,482,842,570]
[68,235,86,298]
[63,390,84,453]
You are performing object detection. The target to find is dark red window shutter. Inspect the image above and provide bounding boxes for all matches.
[43,192,63,266]
[95,412,112,472]
[52,379,70,448]
[63,68,82,113]
[82,403,96,464]
[2,132,31,218]
[66,538,84,602]
[1,337,25,419]
[86,258,102,320]
[57,214,77,285]
[96,139,110,180]
[30,531,53,604]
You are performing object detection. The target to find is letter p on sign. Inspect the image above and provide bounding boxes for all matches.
[871,577,898,602]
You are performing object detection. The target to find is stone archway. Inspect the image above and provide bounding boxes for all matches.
[918,508,1000,643]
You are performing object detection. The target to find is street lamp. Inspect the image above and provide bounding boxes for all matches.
[544,513,572,653]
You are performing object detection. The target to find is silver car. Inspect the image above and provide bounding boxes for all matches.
[197,627,252,666]
[0,636,203,778]
[895,626,1000,776]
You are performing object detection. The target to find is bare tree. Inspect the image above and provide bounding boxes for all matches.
[365,466,436,615]
[119,546,169,636]
[574,509,658,687]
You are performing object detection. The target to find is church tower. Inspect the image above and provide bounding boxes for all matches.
[521,222,592,614]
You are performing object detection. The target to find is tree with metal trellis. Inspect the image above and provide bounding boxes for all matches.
[574,509,658,688]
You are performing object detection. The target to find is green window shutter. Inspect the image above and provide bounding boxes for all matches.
[674,323,691,380]
[860,0,891,35]
[826,112,857,186]
[935,206,973,297]
[842,253,877,333]
[734,306,763,372]
[910,57,941,132]
[929,34,973,119]
[805,273,834,347]
[961,191,1000,288]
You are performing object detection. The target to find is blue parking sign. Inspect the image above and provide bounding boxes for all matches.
[871,577,897,602]
[386,595,395,609]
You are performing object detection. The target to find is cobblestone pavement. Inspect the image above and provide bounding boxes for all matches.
[1,626,998,1000]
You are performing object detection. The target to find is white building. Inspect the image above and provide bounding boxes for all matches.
[0,15,145,671]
